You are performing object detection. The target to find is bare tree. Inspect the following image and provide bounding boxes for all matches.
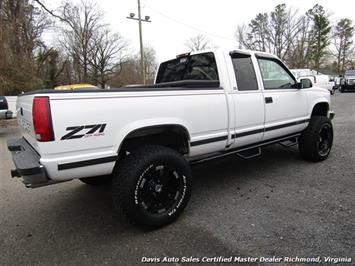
[249,13,269,52]
[0,0,50,94]
[109,45,158,86]
[36,46,70,88]
[89,29,128,88]
[235,4,302,61]
[267,4,288,57]
[142,46,158,83]
[0,1,49,56]
[108,58,139,87]
[35,0,130,86]
[184,34,212,52]
[287,15,313,68]
[235,24,252,49]
[235,25,244,49]
[282,8,304,61]
[235,3,335,70]
[133,45,158,84]
[57,0,103,82]
[267,4,303,60]
[35,0,104,82]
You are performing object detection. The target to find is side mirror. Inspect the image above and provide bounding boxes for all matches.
[300,78,312,88]
[292,82,303,89]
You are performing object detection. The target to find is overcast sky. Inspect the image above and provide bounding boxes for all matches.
[44,0,355,62]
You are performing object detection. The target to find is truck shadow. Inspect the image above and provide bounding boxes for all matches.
[191,145,302,188]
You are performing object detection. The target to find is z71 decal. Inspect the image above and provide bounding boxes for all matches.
[61,124,106,140]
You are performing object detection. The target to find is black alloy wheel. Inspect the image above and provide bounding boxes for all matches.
[112,145,192,229]
[316,124,332,157]
[299,116,333,162]
[135,164,187,215]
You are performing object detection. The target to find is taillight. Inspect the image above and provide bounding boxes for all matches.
[32,96,54,142]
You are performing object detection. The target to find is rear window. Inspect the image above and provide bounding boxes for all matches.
[156,52,219,83]
[231,54,258,91]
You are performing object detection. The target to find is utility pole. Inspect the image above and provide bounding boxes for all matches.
[127,0,151,84]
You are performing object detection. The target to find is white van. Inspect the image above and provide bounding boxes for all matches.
[291,69,334,94]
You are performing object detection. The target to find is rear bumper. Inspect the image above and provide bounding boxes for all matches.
[7,138,49,188]
[6,110,13,119]
[0,110,13,119]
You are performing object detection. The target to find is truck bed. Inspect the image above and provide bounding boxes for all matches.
[20,80,220,95]
[15,81,228,182]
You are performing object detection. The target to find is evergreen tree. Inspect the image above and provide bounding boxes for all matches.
[307,4,331,72]
[333,18,354,73]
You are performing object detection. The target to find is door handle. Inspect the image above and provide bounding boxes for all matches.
[265,97,273,104]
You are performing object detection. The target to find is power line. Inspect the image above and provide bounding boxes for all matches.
[142,3,235,42]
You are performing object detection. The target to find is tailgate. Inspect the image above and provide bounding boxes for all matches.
[16,94,38,150]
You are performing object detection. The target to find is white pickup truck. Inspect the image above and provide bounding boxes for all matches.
[8,49,335,229]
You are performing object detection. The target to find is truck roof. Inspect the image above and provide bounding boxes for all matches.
[174,48,278,60]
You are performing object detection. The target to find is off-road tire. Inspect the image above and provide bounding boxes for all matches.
[299,116,333,162]
[112,145,192,229]
[79,175,112,186]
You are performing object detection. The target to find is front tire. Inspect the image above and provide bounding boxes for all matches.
[112,145,192,229]
[299,116,333,162]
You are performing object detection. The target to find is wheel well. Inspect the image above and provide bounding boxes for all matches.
[311,102,329,117]
[119,125,190,156]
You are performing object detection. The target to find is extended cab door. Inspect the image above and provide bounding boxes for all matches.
[228,52,265,148]
[256,56,309,140]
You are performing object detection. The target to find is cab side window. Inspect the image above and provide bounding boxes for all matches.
[231,54,258,91]
[257,58,296,89]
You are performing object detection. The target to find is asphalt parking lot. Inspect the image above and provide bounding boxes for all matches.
[0,93,354,266]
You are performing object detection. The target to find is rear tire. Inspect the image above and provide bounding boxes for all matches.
[112,145,192,229]
[79,175,112,186]
[299,116,333,162]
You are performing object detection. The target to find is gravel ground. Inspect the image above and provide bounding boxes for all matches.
[0,92,354,266]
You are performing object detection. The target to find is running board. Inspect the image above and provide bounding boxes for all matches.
[236,147,261,159]
[279,137,298,147]
[189,133,301,164]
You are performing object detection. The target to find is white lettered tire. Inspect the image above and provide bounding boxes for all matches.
[112,145,192,229]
